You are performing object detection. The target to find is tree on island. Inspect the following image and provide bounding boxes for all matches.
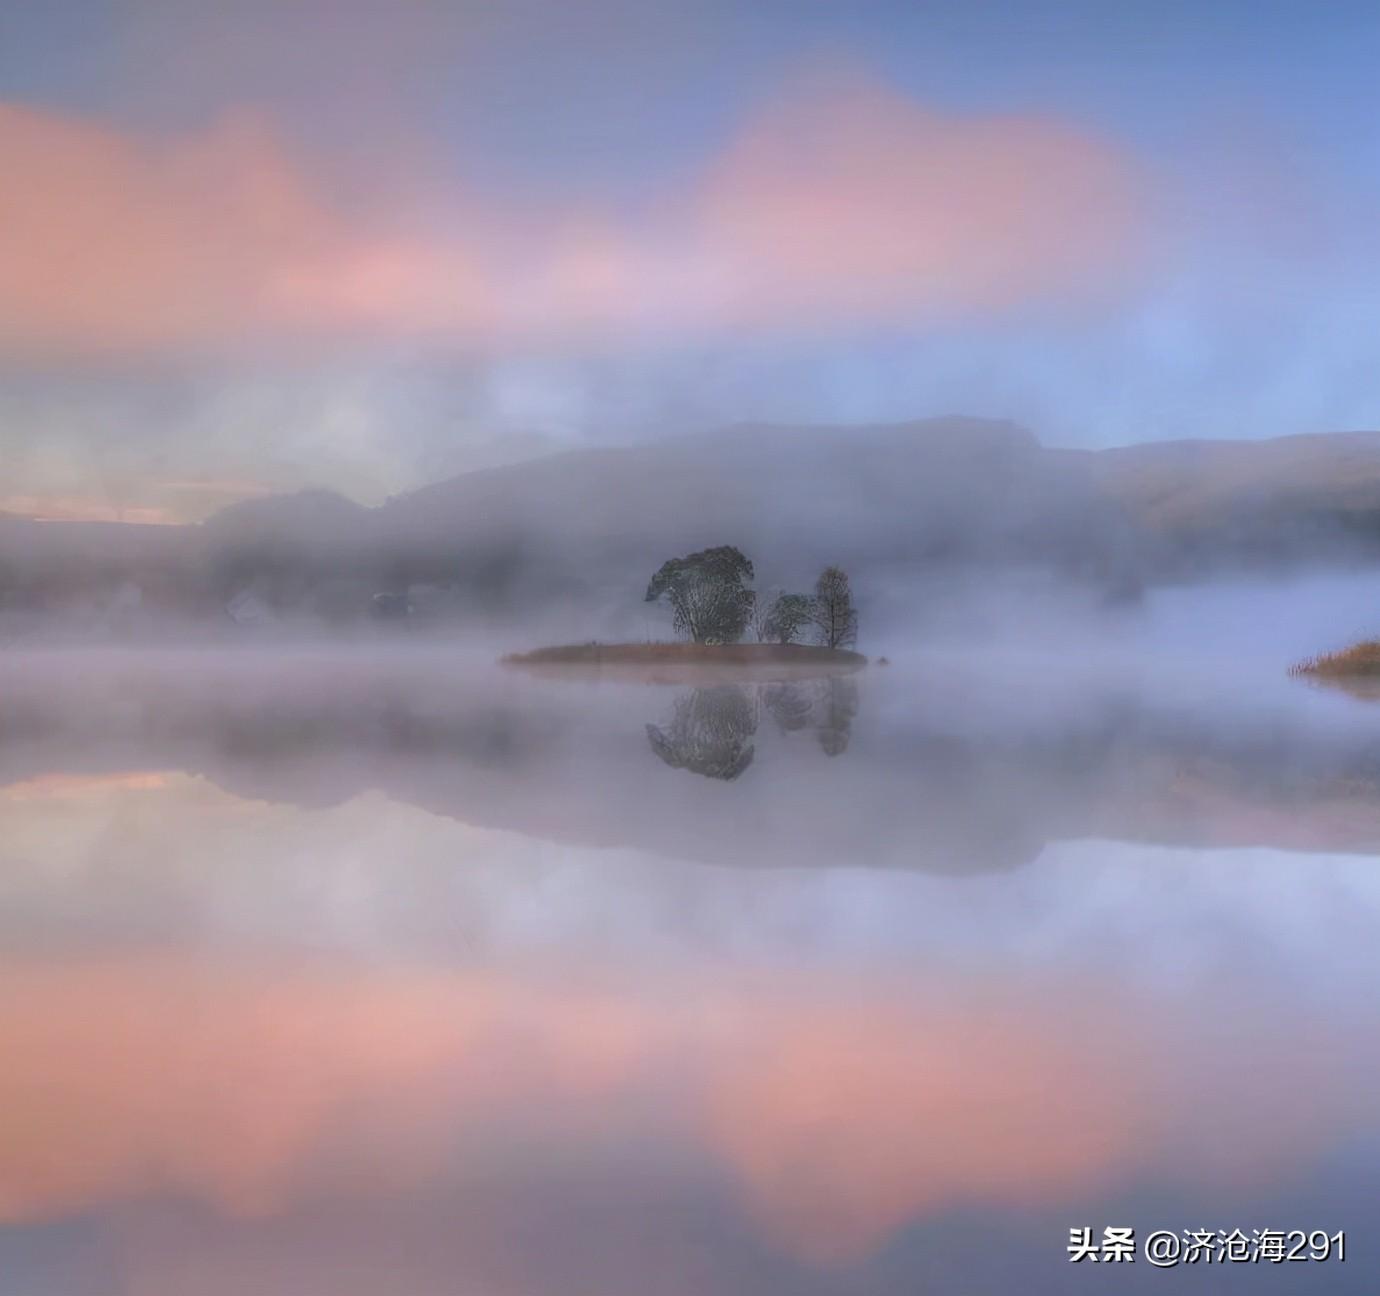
[810,566,858,649]
[748,586,780,642]
[756,591,814,644]
[646,546,755,644]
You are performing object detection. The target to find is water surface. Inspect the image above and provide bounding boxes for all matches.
[0,644,1376,1293]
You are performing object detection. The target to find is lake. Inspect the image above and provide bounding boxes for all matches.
[0,627,1377,1293]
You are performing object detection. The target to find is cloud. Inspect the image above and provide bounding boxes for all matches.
[0,102,495,356]
[696,71,1146,325]
[0,72,1147,357]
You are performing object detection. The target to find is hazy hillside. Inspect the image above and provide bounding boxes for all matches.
[372,416,1133,585]
[211,416,1380,590]
[5,418,1380,626]
[1094,431,1380,520]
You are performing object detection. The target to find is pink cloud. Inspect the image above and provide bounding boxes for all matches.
[697,73,1145,325]
[0,74,1146,356]
[0,103,494,354]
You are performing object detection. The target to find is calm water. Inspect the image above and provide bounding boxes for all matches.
[0,644,1377,1294]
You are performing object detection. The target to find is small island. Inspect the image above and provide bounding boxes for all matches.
[504,546,866,683]
[504,641,866,683]
[1290,641,1380,696]
[1291,641,1380,677]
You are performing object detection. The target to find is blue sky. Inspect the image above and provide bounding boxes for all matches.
[2,0,1379,518]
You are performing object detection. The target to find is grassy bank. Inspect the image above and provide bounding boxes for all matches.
[1290,641,1380,678]
[506,642,863,666]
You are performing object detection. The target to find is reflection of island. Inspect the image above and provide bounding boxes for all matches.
[646,680,860,779]
[504,641,865,685]
[5,652,1380,873]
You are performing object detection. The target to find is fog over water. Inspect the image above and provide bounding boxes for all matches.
[1,574,1379,1294]
[7,0,1380,1286]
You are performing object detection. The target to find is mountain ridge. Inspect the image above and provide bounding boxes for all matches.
[6,418,1380,622]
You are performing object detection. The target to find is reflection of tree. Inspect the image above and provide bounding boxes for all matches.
[647,678,862,777]
[762,683,813,733]
[814,677,859,757]
[646,686,757,780]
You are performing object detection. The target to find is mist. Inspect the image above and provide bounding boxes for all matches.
[4,588,1380,1293]
[8,441,1380,1293]
[7,0,1380,1290]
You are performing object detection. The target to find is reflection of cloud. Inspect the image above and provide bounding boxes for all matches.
[716,982,1357,1262]
[1,772,172,801]
[0,72,1144,357]
[0,955,655,1223]
[707,990,1147,1262]
[0,478,278,525]
[0,953,1364,1268]
[0,495,180,525]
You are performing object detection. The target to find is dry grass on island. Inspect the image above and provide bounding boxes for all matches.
[1290,642,1380,697]
[502,641,867,684]
[1290,641,1380,679]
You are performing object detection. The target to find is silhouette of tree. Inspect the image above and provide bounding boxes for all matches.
[759,592,814,644]
[645,546,755,643]
[646,686,756,779]
[749,585,780,642]
[810,566,858,649]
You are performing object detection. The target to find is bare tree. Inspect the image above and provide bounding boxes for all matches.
[810,566,858,649]
[750,584,781,642]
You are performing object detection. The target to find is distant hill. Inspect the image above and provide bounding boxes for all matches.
[1092,430,1380,523]
[1077,430,1380,571]
[5,418,1380,622]
[369,416,1135,590]
[322,417,1380,586]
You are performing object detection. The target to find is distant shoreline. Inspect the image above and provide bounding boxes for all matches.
[1291,641,1380,698]
[502,641,867,683]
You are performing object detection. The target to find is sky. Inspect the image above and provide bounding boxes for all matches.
[2,0,1379,521]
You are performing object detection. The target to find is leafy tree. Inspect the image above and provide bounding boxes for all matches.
[810,565,858,649]
[759,592,813,644]
[645,546,755,644]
